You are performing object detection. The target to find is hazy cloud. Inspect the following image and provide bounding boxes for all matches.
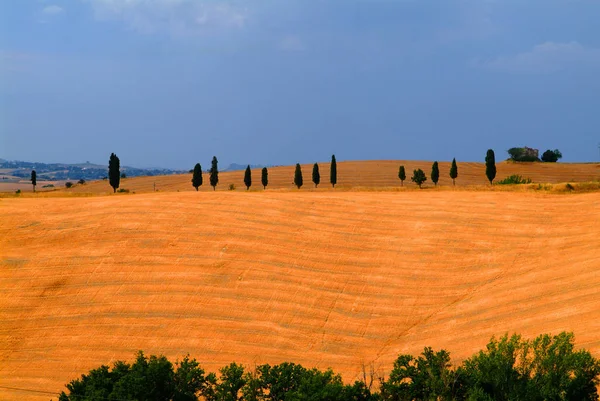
[85,0,249,35]
[482,41,600,73]
[42,5,64,15]
[279,35,305,52]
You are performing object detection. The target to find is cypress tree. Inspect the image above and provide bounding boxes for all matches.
[312,163,320,188]
[210,156,219,191]
[108,153,120,193]
[450,158,458,186]
[294,163,303,189]
[485,149,496,184]
[411,168,427,189]
[330,154,337,188]
[191,163,203,191]
[261,167,268,190]
[431,161,440,186]
[244,165,252,190]
[31,170,37,192]
[398,165,406,187]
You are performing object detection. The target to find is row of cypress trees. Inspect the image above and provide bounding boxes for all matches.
[103,150,497,193]
[192,155,338,191]
[397,149,498,189]
[398,158,459,189]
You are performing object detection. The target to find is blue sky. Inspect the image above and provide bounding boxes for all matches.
[1,0,600,168]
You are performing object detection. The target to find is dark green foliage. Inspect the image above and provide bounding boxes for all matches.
[485,149,496,184]
[398,165,406,186]
[108,153,120,193]
[31,170,36,192]
[78,179,86,185]
[244,165,252,190]
[461,332,600,401]
[210,156,219,191]
[496,175,532,185]
[65,182,74,188]
[381,348,459,401]
[507,147,540,162]
[121,172,127,179]
[411,168,427,188]
[450,158,458,186]
[541,149,563,162]
[330,154,337,188]
[312,163,320,188]
[261,167,268,190]
[59,333,600,401]
[192,163,203,191]
[294,163,303,189]
[431,161,440,186]
[173,355,207,401]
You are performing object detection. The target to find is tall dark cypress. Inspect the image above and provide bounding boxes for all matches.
[261,167,268,190]
[294,163,303,189]
[108,153,120,193]
[191,163,203,191]
[450,158,458,186]
[485,149,496,184]
[244,165,252,190]
[312,163,320,188]
[431,161,440,186]
[330,154,337,188]
[398,165,406,187]
[31,170,37,192]
[210,156,219,191]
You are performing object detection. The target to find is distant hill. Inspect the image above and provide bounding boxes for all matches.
[223,163,268,172]
[0,159,186,181]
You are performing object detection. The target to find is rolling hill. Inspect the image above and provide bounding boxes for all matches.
[1,188,599,399]
[48,159,600,194]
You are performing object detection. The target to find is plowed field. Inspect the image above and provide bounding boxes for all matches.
[1,190,599,399]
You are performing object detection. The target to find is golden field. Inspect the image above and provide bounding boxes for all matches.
[33,160,600,194]
[1,182,600,399]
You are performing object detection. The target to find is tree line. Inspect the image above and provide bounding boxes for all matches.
[190,155,338,192]
[32,149,512,193]
[58,332,599,400]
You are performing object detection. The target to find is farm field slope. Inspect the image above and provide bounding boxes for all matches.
[61,160,600,194]
[1,191,600,399]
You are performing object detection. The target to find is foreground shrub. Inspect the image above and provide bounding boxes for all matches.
[116,188,129,193]
[59,332,599,401]
[497,175,532,185]
[65,182,74,188]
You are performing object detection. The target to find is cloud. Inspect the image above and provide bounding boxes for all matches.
[84,0,249,35]
[279,35,305,52]
[42,5,64,15]
[481,41,600,73]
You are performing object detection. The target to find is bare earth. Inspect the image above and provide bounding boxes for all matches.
[1,188,599,399]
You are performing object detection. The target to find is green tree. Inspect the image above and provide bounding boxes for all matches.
[294,163,303,189]
[312,163,321,188]
[431,161,440,186]
[244,165,252,190]
[541,149,563,163]
[450,158,458,186]
[330,154,337,188]
[411,169,427,189]
[192,163,203,191]
[213,363,246,401]
[108,153,120,193]
[485,149,496,185]
[398,165,406,187]
[31,170,36,192]
[173,355,207,401]
[261,167,269,190]
[210,156,219,191]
